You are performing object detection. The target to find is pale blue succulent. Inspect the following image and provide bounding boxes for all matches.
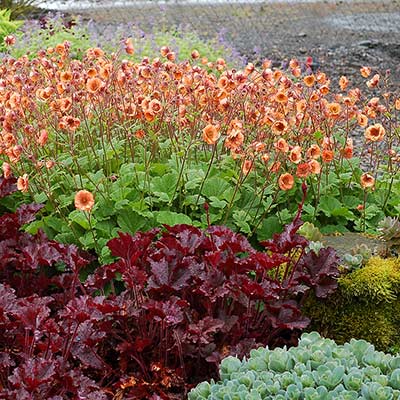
[188,332,400,400]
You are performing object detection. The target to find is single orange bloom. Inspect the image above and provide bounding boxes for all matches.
[37,129,48,146]
[17,174,29,193]
[289,146,302,164]
[191,50,200,59]
[124,38,134,55]
[364,123,385,142]
[296,99,307,113]
[271,120,288,135]
[60,70,72,82]
[148,99,163,114]
[308,159,321,174]
[278,173,294,191]
[339,76,349,91]
[342,146,353,159]
[395,99,400,110]
[360,173,375,189]
[2,162,11,179]
[242,159,253,175]
[327,102,342,117]
[357,114,368,127]
[261,153,270,163]
[270,161,281,172]
[135,129,145,139]
[303,75,315,87]
[275,91,288,104]
[74,190,95,212]
[321,149,334,163]
[319,86,330,96]
[296,162,311,178]
[274,138,289,153]
[292,67,301,78]
[225,131,244,150]
[86,77,104,94]
[87,68,97,78]
[202,124,220,145]
[360,66,372,78]
[306,144,321,160]
[367,74,380,88]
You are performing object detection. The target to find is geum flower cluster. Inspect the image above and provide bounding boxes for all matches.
[0,40,398,195]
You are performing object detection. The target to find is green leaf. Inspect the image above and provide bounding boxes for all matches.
[233,210,251,234]
[256,215,282,241]
[116,208,148,234]
[43,216,65,233]
[79,231,95,248]
[156,211,192,226]
[68,210,91,230]
[318,196,343,217]
[33,192,48,204]
[209,196,227,209]
[151,172,179,201]
[201,177,234,201]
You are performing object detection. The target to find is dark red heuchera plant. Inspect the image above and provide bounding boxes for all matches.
[0,176,340,399]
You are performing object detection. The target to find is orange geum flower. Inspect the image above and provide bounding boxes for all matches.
[395,99,400,110]
[360,66,372,78]
[327,102,341,117]
[366,74,380,88]
[303,75,315,87]
[296,162,311,178]
[319,86,329,96]
[342,146,353,159]
[308,159,321,174]
[289,146,302,164]
[148,99,163,115]
[86,77,104,94]
[74,190,95,212]
[191,50,200,59]
[270,161,281,172]
[17,174,29,193]
[202,124,220,145]
[278,173,294,191]
[242,159,253,175]
[360,173,375,189]
[296,99,307,113]
[60,70,72,82]
[339,76,349,91]
[357,113,368,127]
[365,123,385,143]
[225,131,244,150]
[274,138,289,153]
[275,91,288,104]
[271,120,288,135]
[87,68,97,78]
[37,129,48,146]
[306,144,321,160]
[2,162,11,179]
[124,38,134,55]
[321,149,334,163]
[59,116,80,131]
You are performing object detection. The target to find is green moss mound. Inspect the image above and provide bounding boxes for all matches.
[304,256,400,351]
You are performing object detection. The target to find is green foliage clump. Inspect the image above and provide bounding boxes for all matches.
[189,331,400,400]
[1,0,39,20]
[304,257,400,351]
[10,14,243,67]
[0,8,22,51]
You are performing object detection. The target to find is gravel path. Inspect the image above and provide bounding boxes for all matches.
[60,0,400,91]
